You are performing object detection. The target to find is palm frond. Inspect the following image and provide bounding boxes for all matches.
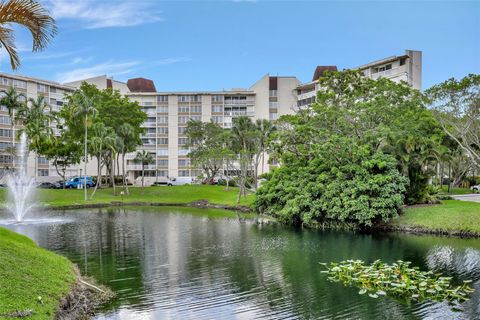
[0,0,57,69]
[0,25,19,69]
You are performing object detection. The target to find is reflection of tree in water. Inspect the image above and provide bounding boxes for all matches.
[425,245,480,319]
[12,208,480,319]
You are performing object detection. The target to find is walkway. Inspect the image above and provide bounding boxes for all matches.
[451,194,480,203]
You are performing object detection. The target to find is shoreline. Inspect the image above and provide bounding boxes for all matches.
[2,199,479,239]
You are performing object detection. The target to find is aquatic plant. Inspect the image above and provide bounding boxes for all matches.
[320,259,474,303]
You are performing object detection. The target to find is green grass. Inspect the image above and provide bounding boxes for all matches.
[439,186,474,195]
[392,200,480,234]
[0,227,76,319]
[0,185,255,208]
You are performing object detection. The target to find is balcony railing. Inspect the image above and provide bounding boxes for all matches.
[369,66,407,80]
[126,164,156,171]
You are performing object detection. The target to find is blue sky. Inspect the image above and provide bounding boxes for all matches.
[2,0,479,91]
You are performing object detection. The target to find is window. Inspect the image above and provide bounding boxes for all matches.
[157,159,168,166]
[190,115,201,121]
[190,105,202,113]
[178,127,187,134]
[158,138,169,145]
[157,148,168,156]
[37,84,48,93]
[38,169,49,176]
[157,170,168,177]
[178,116,189,124]
[269,101,278,108]
[142,101,154,106]
[157,106,168,113]
[269,90,277,97]
[157,95,168,102]
[37,157,49,165]
[157,127,168,134]
[178,106,190,113]
[0,129,12,137]
[142,138,155,145]
[50,87,56,93]
[13,80,26,89]
[269,113,278,121]
[178,137,189,145]
[0,77,11,86]
[0,155,13,164]
[158,116,168,124]
[178,159,190,167]
[212,105,223,113]
[400,58,406,66]
[0,116,11,124]
[211,116,223,124]
[212,95,223,102]
[178,170,190,177]
[145,117,156,123]
[0,141,12,150]
[145,128,156,135]
[385,64,392,70]
[178,148,189,156]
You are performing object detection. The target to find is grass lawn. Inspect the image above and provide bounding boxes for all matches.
[392,200,480,234]
[439,186,475,195]
[0,185,255,208]
[0,227,76,319]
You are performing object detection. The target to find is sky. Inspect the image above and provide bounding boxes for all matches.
[1,0,479,91]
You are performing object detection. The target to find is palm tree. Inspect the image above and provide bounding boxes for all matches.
[0,87,25,167]
[117,123,135,195]
[134,150,154,193]
[254,119,276,188]
[71,91,97,201]
[89,123,115,199]
[0,0,57,70]
[20,96,51,179]
[105,131,118,196]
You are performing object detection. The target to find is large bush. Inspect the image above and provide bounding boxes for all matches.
[255,138,408,227]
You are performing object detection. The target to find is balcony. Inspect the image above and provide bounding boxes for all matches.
[224,111,254,117]
[297,91,316,101]
[126,164,157,171]
[369,66,407,80]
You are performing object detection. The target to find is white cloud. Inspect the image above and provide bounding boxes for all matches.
[154,57,192,65]
[56,60,139,83]
[47,0,163,29]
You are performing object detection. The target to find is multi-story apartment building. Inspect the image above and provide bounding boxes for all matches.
[0,49,421,183]
[296,49,422,109]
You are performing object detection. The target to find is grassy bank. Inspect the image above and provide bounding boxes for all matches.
[392,200,480,235]
[0,227,76,319]
[0,185,254,208]
[439,186,475,195]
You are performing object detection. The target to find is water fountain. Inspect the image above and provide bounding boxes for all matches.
[5,132,37,222]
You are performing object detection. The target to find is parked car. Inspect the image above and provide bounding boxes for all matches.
[65,176,95,189]
[471,185,479,193]
[37,182,60,189]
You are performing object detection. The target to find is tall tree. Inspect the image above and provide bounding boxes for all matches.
[117,123,136,195]
[18,96,52,178]
[0,87,24,166]
[185,120,227,182]
[134,150,154,192]
[253,119,276,189]
[71,90,97,201]
[0,0,57,70]
[89,122,115,199]
[231,116,256,203]
[426,74,480,167]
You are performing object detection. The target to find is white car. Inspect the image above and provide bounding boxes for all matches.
[471,185,479,193]
[167,177,193,186]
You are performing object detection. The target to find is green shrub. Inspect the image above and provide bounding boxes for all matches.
[255,138,408,227]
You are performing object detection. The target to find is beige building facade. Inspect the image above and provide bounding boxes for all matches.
[0,49,421,184]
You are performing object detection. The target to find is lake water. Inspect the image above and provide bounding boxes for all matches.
[3,207,480,319]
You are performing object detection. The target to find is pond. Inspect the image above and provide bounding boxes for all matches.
[3,207,480,319]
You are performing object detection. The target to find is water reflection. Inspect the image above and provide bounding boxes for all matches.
[3,207,480,320]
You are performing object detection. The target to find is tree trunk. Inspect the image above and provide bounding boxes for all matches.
[122,152,129,195]
[111,151,116,195]
[141,163,145,194]
[91,153,102,199]
[84,114,88,202]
